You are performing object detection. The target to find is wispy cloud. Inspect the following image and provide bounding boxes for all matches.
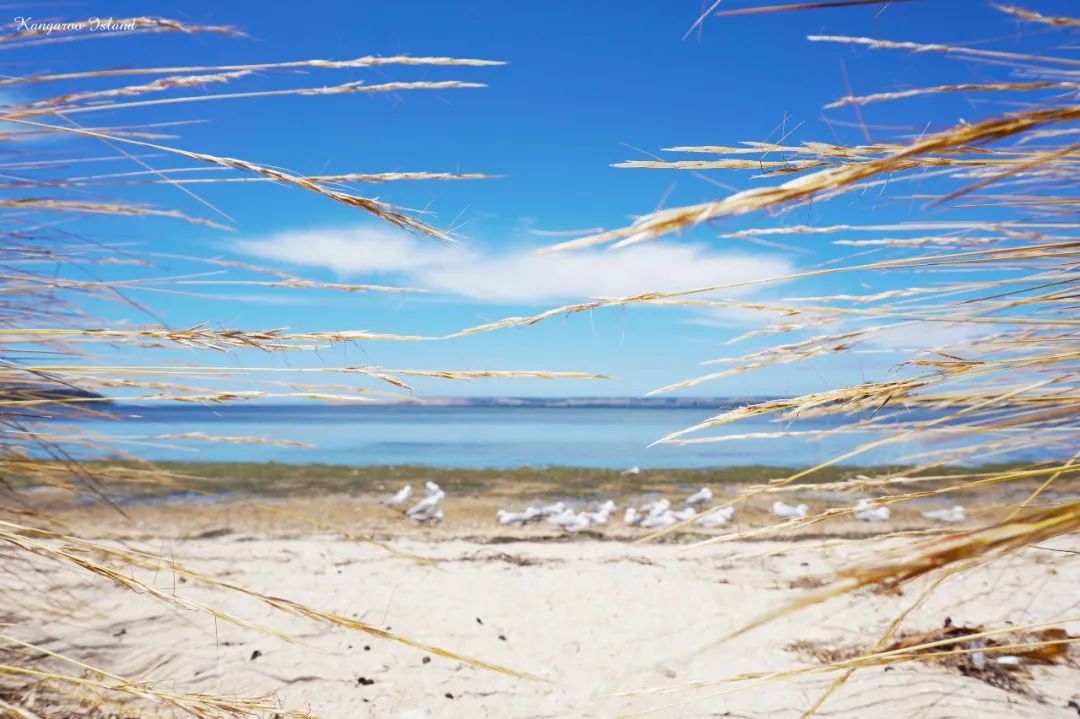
[867,322,988,352]
[235,224,796,304]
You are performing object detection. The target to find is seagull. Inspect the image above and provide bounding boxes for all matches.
[539,502,567,518]
[643,498,671,518]
[562,513,592,533]
[497,509,533,526]
[853,499,891,522]
[595,499,617,514]
[922,505,965,523]
[578,499,616,525]
[640,512,678,530]
[545,508,579,527]
[624,507,642,526]
[496,506,544,526]
[696,505,735,528]
[684,487,712,506]
[380,484,412,507]
[671,507,697,521]
[522,506,543,522]
[621,465,641,475]
[406,490,444,517]
[771,500,809,519]
[581,508,611,525]
[412,508,443,525]
[546,509,592,532]
[424,481,442,497]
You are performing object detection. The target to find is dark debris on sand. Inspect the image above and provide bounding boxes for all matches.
[787,618,1076,700]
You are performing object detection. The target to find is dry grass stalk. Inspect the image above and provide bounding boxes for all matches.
[807,33,1080,67]
[2,117,458,241]
[0,55,504,87]
[33,79,488,118]
[992,3,1080,28]
[53,171,498,188]
[543,106,1079,251]
[0,199,232,229]
[826,80,1079,108]
[715,0,921,16]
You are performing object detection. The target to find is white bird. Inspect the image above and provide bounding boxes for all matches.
[545,508,579,527]
[696,505,735,528]
[771,500,809,519]
[624,507,642,526]
[546,509,593,533]
[539,502,567,518]
[412,508,443,525]
[380,484,412,507]
[562,513,592,533]
[640,512,678,530]
[521,506,543,522]
[424,480,442,497]
[595,499,617,514]
[853,499,891,522]
[643,498,671,518]
[578,499,616,525]
[497,509,534,526]
[494,503,540,526]
[621,465,641,475]
[581,508,611,525]
[672,507,697,521]
[922,505,966,524]
[406,490,444,517]
[684,487,712,506]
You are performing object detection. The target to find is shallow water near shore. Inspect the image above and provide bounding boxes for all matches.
[67,402,1058,469]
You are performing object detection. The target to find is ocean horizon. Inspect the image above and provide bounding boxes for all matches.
[59,400,1056,470]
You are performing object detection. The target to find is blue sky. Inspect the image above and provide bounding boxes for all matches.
[14,0,1077,398]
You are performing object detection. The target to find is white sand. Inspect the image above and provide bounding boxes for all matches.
[17,527,1080,718]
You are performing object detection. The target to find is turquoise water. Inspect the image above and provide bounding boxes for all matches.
[62,403,1052,469]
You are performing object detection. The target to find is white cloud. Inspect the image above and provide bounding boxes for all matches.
[866,322,988,352]
[235,225,449,274]
[235,225,795,304]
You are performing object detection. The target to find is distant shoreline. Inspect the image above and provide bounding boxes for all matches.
[95,397,772,412]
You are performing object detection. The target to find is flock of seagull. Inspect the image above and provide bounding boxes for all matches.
[769,499,966,524]
[497,499,618,533]
[381,480,445,524]
[379,482,968,530]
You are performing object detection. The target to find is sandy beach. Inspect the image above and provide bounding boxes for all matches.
[5,2,1079,718]
[11,487,1079,719]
